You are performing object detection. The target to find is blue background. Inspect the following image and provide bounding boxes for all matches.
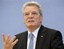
[0,0,64,49]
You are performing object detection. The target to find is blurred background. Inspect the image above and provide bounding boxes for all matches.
[0,0,64,49]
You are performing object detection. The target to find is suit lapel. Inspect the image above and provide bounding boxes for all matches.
[20,31,28,49]
[35,25,47,49]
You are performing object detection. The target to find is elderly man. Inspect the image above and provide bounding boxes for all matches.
[2,1,64,49]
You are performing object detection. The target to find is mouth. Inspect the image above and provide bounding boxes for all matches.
[28,20,34,23]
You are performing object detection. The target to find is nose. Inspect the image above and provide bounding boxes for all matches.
[28,13,34,19]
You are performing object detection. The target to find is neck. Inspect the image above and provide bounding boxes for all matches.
[28,25,41,32]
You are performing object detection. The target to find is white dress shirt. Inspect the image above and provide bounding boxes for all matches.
[27,27,40,49]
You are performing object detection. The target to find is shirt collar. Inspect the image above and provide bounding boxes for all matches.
[28,26,40,38]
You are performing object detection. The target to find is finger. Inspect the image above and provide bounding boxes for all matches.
[9,36,16,43]
[2,33,6,42]
[5,34,10,44]
[12,39,18,46]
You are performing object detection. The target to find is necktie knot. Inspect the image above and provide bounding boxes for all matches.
[29,33,33,40]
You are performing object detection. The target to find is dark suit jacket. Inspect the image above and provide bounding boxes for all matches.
[13,25,64,49]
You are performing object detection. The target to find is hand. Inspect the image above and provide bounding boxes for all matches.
[2,33,18,49]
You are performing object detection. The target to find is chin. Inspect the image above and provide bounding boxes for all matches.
[27,24,33,26]
[27,24,37,28]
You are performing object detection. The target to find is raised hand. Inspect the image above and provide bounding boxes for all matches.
[2,33,18,49]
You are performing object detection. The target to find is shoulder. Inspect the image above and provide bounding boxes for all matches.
[46,27,61,34]
[41,25,62,38]
[15,31,28,39]
[42,25,60,33]
[44,26,63,39]
[41,25,61,34]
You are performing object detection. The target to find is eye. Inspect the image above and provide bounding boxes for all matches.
[32,12,37,15]
[24,13,29,16]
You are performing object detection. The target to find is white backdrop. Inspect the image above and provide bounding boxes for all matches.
[0,0,64,49]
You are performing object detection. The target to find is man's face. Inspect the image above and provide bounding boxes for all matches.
[23,6,42,29]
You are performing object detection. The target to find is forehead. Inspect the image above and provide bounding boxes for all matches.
[24,5,39,12]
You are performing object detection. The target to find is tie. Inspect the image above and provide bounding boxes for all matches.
[29,33,34,49]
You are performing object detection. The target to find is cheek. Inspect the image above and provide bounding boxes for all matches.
[35,17,40,22]
[24,17,27,22]
[24,18,26,24]
[35,17,42,23]
[24,17,28,25]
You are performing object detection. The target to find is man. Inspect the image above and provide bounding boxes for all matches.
[2,1,64,49]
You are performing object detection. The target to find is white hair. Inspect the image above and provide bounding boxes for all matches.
[22,1,43,15]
